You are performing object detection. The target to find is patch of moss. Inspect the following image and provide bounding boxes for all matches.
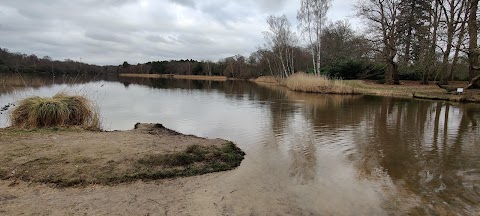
[130,142,245,181]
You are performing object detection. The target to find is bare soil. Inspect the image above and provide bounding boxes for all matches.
[0,123,249,215]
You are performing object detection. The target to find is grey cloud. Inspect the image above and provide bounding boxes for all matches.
[145,35,170,43]
[85,31,131,44]
[257,0,288,12]
[0,0,358,65]
[168,0,196,8]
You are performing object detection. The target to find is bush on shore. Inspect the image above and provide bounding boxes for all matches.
[10,93,100,130]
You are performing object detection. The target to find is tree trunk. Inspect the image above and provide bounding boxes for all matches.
[439,0,463,85]
[422,1,441,85]
[467,0,480,89]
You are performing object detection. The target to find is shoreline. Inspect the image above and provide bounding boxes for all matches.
[0,123,245,187]
[254,76,480,103]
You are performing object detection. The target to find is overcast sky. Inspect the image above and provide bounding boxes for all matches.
[0,0,360,66]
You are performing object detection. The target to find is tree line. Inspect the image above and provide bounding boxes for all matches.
[260,0,479,88]
[1,0,479,87]
[353,0,480,88]
[0,48,119,74]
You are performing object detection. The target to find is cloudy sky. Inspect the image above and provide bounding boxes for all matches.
[0,0,360,66]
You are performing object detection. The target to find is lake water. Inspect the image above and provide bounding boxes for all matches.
[1,73,480,215]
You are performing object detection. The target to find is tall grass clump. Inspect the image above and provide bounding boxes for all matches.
[285,73,356,94]
[10,92,100,130]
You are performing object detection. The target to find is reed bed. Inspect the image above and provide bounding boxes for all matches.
[284,73,357,94]
[10,92,100,130]
[253,76,282,85]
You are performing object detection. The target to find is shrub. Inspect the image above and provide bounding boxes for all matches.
[321,60,385,80]
[398,65,423,81]
[10,92,100,130]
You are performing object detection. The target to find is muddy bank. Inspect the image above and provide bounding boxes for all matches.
[0,123,244,187]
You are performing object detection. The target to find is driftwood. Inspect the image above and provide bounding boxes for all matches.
[436,83,457,93]
[465,75,480,89]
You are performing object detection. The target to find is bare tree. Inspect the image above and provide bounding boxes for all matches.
[320,20,372,66]
[422,0,441,84]
[264,14,297,78]
[437,0,469,84]
[357,0,400,84]
[297,0,332,75]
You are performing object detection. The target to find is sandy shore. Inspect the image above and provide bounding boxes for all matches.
[0,123,251,215]
[0,123,390,215]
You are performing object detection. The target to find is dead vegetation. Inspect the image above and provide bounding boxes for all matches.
[254,75,480,102]
[284,73,357,94]
[9,93,100,130]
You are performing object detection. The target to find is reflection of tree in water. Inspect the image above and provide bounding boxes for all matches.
[1,73,119,95]
[272,91,366,183]
[352,97,480,215]
[285,113,318,184]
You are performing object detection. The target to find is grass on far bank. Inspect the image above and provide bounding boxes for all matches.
[284,73,357,94]
[10,93,100,130]
[119,73,228,81]
[255,73,357,94]
[255,74,480,102]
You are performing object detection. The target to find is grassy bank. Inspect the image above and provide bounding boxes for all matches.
[119,74,228,81]
[254,75,480,102]
[0,124,245,187]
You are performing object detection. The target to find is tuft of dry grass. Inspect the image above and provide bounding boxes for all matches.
[10,92,100,130]
[284,73,357,94]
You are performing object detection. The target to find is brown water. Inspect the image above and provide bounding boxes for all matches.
[1,74,480,215]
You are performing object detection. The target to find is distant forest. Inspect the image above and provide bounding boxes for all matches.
[1,0,479,87]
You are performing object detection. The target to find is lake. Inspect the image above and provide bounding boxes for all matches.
[1,73,480,215]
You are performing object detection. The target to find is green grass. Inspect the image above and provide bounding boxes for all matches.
[129,142,245,182]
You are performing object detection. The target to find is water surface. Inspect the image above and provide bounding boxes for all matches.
[1,74,480,215]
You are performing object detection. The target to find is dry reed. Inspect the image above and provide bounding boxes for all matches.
[284,73,356,94]
[10,92,100,130]
[253,76,282,85]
